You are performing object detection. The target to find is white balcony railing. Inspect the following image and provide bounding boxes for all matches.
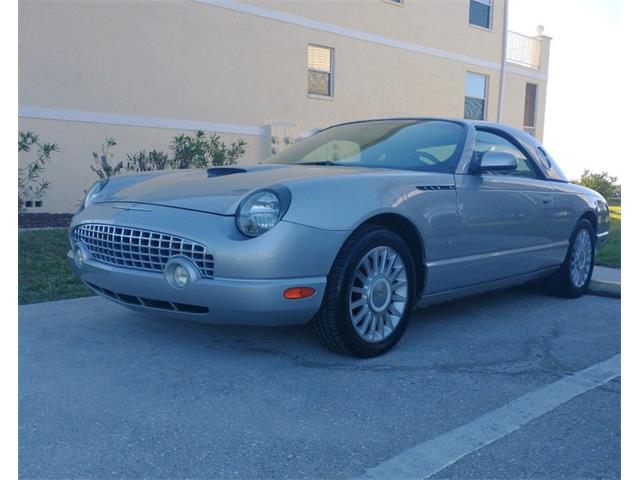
[506,31,541,69]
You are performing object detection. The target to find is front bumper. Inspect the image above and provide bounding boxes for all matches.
[69,252,326,325]
[596,231,609,252]
[69,202,350,326]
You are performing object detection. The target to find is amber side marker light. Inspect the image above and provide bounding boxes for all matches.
[283,287,316,299]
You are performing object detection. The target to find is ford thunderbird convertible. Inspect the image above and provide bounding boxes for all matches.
[69,118,609,357]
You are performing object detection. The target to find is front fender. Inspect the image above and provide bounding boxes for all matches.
[283,172,458,264]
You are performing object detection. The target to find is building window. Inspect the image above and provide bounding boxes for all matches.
[308,45,333,97]
[523,83,538,136]
[464,72,487,120]
[469,0,492,29]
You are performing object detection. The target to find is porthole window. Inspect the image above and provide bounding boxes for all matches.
[537,146,554,169]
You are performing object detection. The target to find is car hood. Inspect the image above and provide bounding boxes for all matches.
[96,164,381,215]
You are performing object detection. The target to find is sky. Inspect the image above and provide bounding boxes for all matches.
[508,0,625,183]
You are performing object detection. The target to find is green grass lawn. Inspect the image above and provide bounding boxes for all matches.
[596,205,621,268]
[19,229,94,304]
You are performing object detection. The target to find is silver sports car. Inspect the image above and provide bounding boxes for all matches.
[69,118,609,357]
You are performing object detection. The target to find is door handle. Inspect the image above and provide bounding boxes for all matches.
[541,197,553,205]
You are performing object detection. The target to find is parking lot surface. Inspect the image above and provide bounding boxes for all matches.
[19,286,620,479]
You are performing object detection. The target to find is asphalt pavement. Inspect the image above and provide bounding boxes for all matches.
[19,285,620,479]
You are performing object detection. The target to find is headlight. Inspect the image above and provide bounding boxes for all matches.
[236,187,291,237]
[84,179,109,208]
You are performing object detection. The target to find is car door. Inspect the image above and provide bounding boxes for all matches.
[449,128,567,288]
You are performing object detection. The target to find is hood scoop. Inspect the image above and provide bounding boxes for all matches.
[207,167,247,177]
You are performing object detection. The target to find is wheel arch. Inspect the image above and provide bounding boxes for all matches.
[579,209,598,232]
[356,213,427,296]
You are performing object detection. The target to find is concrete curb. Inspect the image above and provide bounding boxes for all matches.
[588,280,621,299]
[587,266,621,299]
[19,226,68,232]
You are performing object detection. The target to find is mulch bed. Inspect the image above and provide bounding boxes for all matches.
[19,213,74,229]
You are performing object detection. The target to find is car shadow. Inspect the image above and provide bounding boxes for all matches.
[127,282,553,366]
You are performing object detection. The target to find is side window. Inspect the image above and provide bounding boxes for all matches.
[474,130,539,179]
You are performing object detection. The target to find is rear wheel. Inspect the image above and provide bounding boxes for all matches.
[314,226,416,357]
[545,219,595,298]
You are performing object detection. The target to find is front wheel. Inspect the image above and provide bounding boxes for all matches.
[545,219,596,298]
[314,226,416,357]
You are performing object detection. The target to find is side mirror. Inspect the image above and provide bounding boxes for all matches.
[478,151,517,173]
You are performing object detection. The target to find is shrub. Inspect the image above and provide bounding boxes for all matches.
[577,170,619,200]
[92,131,248,176]
[169,130,247,169]
[18,131,59,212]
[126,150,170,172]
[91,137,124,179]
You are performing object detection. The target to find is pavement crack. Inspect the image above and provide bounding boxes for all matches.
[221,318,585,380]
[232,346,428,371]
[228,345,556,377]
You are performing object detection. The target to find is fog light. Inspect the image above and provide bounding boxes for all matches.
[283,287,316,299]
[73,244,86,269]
[164,258,198,290]
[173,264,189,288]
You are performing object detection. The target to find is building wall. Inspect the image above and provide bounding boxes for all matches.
[19,0,549,213]
[502,71,548,140]
[239,0,507,63]
[18,117,270,213]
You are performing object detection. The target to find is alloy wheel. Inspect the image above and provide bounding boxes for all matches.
[570,229,593,288]
[349,246,408,342]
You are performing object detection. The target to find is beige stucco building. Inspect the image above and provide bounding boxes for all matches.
[19,0,551,213]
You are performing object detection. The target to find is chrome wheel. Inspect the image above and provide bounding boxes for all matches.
[349,246,408,343]
[570,229,593,288]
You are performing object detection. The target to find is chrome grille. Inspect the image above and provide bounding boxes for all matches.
[72,223,214,278]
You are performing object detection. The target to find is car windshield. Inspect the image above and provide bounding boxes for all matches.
[264,120,465,173]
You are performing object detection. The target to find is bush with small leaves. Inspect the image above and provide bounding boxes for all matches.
[577,170,619,201]
[90,131,247,178]
[91,137,124,179]
[169,130,247,169]
[126,150,170,172]
[18,131,59,212]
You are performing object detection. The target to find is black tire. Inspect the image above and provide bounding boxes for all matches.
[545,219,596,298]
[314,225,416,357]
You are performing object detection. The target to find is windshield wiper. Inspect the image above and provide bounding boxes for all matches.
[297,160,338,166]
